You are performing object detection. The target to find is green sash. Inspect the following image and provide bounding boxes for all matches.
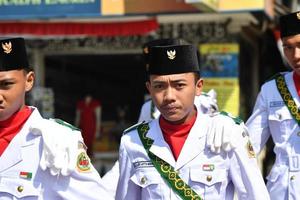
[137,123,202,200]
[275,74,300,124]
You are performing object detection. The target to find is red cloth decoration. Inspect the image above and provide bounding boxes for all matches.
[0,18,158,36]
[159,112,197,160]
[293,72,300,97]
[0,106,32,156]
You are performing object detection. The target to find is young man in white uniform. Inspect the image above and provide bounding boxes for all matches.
[245,11,300,199]
[102,38,218,198]
[116,44,269,199]
[206,11,300,200]
[0,37,113,200]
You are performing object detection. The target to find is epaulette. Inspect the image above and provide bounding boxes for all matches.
[51,118,80,131]
[219,111,243,125]
[264,71,289,83]
[123,121,145,135]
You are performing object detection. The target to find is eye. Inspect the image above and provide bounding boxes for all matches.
[153,84,163,89]
[283,45,293,51]
[0,81,14,88]
[176,83,186,89]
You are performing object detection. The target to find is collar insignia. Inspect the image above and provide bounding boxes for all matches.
[2,41,12,54]
[167,50,176,60]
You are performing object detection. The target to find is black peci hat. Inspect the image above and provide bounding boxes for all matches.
[148,44,200,75]
[280,11,300,38]
[143,38,188,68]
[0,37,29,71]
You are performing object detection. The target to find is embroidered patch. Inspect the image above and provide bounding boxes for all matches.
[77,152,91,172]
[133,161,154,169]
[246,140,256,158]
[202,164,215,171]
[269,101,285,108]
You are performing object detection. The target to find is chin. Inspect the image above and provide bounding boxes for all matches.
[162,114,184,123]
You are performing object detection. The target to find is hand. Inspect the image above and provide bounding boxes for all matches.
[30,119,84,176]
[207,112,246,153]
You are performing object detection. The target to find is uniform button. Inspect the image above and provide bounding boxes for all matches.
[291,175,296,180]
[206,175,212,182]
[140,176,147,185]
[17,186,24,192]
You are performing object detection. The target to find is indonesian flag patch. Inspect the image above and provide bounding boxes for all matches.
[19,171,32,180]
[202,164,215,171]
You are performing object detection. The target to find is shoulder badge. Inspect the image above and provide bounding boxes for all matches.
[52,118,80,131]
[76,151,91,172]
[219,111,243,125]
[123,121,145,135]
[76,142,91,172]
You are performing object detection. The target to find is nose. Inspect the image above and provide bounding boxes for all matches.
[0,95,4,105]
[294,47,300,59]
[163,87,175,102]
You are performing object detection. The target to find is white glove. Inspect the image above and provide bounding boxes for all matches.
[30,119,83,176]
[207,112,246,153]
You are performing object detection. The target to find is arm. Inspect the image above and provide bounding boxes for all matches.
[74,108,80,128]
[245,90,271,154]
[116,136,140,200]
[229,127,270,200]
[53,146,113,200]
[101,161,119,198]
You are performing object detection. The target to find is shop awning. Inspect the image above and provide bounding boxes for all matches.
[0,18,158,37]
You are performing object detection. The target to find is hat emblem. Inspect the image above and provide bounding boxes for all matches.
[2,41,12,54]
[167,50,176,60]
[297,12,300,20]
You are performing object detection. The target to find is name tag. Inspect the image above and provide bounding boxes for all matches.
[133,161,154,169]
[269,101,285,108]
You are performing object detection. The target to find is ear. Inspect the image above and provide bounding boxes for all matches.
[145,81,151,94]
[25,71,35,92]
[195,78,203,96]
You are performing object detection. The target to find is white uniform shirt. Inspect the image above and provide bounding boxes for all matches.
[246,71,300,200]
[116,112,269,200]
[0,107,113,200]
